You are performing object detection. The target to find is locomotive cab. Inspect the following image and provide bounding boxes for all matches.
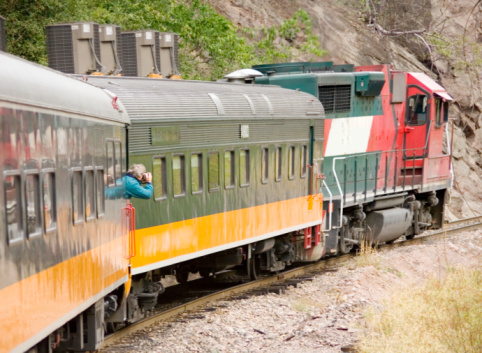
[253,62,453,253]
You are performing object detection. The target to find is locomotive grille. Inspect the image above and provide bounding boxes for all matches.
[0,16,6,52]
[318,85,351,114]
[93,23,101,72]
[46,25,75,73]
[121,33,138,76]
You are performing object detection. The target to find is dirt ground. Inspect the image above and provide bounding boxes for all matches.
[101,229,482,353]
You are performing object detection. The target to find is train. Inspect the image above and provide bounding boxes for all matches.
[0,51,452,353]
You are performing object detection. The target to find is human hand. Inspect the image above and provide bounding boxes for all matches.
[144,172,152,183]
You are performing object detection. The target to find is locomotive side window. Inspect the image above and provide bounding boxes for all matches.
[288,146,295,180]
[261,147,269,184]
[407,94,428,126]
[224,150,235,189]
[43,171,57,232]
[4,174,24,244]
[208,152,220,192]
[153,157,167,201]
[95,168,105,218]
[275,147,282,182]
[72,169,83,225]
[25,173,42,238]
[240,149,250,187]
[114,141,123,184]
[85,169,95,221]
[173,155,186,197]
[191,153,203,194]
[106,141,115,187]
[301,144,307,178]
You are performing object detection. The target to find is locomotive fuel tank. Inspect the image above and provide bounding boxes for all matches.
[365,208,413,244]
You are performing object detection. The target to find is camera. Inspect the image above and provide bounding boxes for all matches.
[141,172,151,183]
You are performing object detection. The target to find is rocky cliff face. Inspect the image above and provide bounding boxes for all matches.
[209,0,482,219]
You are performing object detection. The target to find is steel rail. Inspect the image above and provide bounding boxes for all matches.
[102,217,482,349]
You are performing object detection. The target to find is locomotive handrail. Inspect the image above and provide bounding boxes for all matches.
[331,156,346,229]
[322,179,333,231]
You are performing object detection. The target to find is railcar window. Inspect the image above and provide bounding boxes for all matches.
[72,170,83,225]
[85,169,95,221]
[288,146,295,180]
[26,173,42,237]
[301,145,307,178]
[106,141,115,187]
[153,157,167,200]
[5,174,24,244]
[43,172,57,232]
[240,149,250,187]
[224,150,235,189]
[114,141,123,185]
[208,152,220,192]
[191,153,203,194]
[262,147,269,184]
[95,168,105,218]
[173,155,185,197]
[407,94,428,126]
[275,147,282,182]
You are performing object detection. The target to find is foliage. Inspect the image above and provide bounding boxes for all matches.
[0,1,327,80]
[360,267,482,353]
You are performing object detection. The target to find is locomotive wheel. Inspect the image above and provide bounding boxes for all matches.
[175,268,189,284]
[338,227,353,255]
[248,255,261,281]
[199,269,211,278]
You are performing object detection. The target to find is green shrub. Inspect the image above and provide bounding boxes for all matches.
[1,1,327,80]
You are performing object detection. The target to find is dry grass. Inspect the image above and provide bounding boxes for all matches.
[355,240,383,269]
[359,267,482,353]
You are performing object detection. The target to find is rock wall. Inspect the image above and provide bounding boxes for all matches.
[209,0,482,219]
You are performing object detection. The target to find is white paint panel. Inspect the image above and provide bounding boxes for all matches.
[324,116,373,157]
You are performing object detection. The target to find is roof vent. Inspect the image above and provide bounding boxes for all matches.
[224,69,263,84]
[98,24,123,75]
[46,22,101,74]
[0,16,6,52]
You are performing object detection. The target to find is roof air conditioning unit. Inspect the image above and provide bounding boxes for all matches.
[46,22,101,74]
[121,30,161,77]
[0,16,6,52]
[157,32,180,77]
[99,24,123,75]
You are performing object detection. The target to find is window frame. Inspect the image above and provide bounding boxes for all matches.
[4,170,24,245]
[152,155,168,201]
[114,140,123,185]
[84,166,96,222]
[41,168,57,234]
[275,146,282,182]
[208,151,220,192]
[105,140,115,188]
[94,166,105,219]
[288,145,295,180]
[406,93,429,127]
[24,169,42,239]
[191,152,204,195]
[239,148,250,188]
[261,147,269,184]
[301,144,308,178]
[71,167,84,226]
[224,150,235,190]
[172,154,186,198]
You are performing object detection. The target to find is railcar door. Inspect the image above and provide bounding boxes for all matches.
[403,86,431,159]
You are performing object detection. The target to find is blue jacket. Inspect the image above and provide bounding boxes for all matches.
[123,175,153,199]
[105,174,153,200]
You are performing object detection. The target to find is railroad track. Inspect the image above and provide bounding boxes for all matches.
[101,216,482,350]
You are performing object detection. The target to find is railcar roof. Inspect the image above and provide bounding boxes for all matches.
[82,75,324,121]
[0,52,129,124]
